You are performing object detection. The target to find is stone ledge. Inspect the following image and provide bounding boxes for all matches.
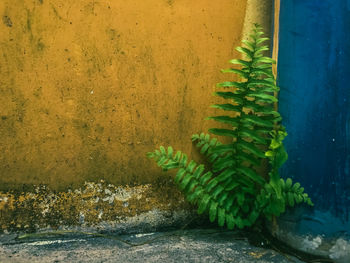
[0,181,197,234]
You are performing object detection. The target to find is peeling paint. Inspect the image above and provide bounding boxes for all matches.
[301,235,322,250]
[269,225,350,263]
[329,239,350,261]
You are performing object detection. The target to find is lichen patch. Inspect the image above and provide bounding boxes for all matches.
[0,180,193,233]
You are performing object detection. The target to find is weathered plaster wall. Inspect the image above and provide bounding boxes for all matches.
[0,0,251,190]
[0,0,274,233]
[0,181,195,233]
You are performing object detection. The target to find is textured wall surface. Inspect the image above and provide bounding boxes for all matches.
[0,0,275,233]
[273,1,350,261]
[0,0,250,190]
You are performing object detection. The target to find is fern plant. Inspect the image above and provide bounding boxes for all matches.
[147,24,313,230]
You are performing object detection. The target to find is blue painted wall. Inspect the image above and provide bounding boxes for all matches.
[278,0,350,236]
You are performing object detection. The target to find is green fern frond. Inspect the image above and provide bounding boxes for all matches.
[148,145,255,229]
[191,133,224,163]
[147,24,313,231]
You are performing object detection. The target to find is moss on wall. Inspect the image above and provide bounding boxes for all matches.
[0,0,250,190]
[0,181,194,233]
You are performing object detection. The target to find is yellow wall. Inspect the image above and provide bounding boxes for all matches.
[0,0,271,191]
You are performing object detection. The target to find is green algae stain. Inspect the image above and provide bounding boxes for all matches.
[2,16,12,27]
[37,40,45,51]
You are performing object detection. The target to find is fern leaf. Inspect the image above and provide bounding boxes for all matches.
[235,46,254,59]
[217,191,229,206]
[209,201,218,222]
[146,152,155,159]
[236,166,265,185]
[298,187,304,194]
[200,143,210,154]
[216,81,246,89]
[236,192,245,206]
[221,68,249,79]
[236,217,244,229]
[206,116,239,126]
[157,156,168,166]
[208,153,221,163]
[209,137,219,146]
[256,37,269,45]
[229,59,251,68]
[213,91,244,104]
[193,165,205,179]
[211,103,241,112]
[236,151,260,167]
[210,144,235,154]
[218,207,226,227]
[294,193,303,204]
[159,146,166,155]
[247,79,276,88]
[285,178,293,189]
[175,168,186,184]
[179,173,193,190]
[292,182,301,192]
[253,56,275,64]
[254,45,269,56]
[186,186,205,203]
[239,128,267,144]
[247,93,278,103]
[242,39,255,51]
[180,154,188,167]
[174,151,182,161]
[191,133,200,141]
[185,180,198,193]
[209,128,236,137]
[216,168,236,182]
[225,181,240,191]
[250,68,273,78]
[212,156,235,172]
[237,140,265,158]
[243,102,277,115]
[279,178,286,191]
[167,146,173,158]
[226,213,235,229]
[287,192,295,206]
[212,185,225,199]
[198,194,211,214]
[223,194,235,211]
[243,115,274,128]
[206,178,219,192]
[200,171,214,185]
[186,160,197,173]
[192,133,223,162]
[163,161,181,170]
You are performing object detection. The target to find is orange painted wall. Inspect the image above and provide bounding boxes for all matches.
[0,0,271,190]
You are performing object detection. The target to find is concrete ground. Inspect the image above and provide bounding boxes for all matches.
[0,228,314,263]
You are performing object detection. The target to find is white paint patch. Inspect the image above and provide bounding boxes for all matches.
[26,239,86,246]
[329,238,350,261]
[301,235,322,250]
[134,233,155,238]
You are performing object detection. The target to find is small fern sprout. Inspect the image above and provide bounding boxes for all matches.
[147,24,313,230]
